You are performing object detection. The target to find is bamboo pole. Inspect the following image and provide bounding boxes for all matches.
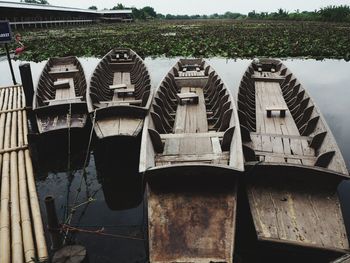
[0,88,13,263]
[10,87,24,263]
[22,88,49,261]
[0,88,9,174]
[0,88,6,260]
[18,87,36,263]
[0,89,7,179]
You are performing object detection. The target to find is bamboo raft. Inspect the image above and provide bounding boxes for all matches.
[0,85,48,263]
[87,48,152,141]
[140,59,243,263]
[238,59,350,259]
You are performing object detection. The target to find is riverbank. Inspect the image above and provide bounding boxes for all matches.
[3,20,350,62]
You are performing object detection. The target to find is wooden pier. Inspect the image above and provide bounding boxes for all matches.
[0,85,48,263]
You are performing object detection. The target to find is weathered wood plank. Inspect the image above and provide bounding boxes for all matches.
[156,152,229,163]
[148,187,237,263]
[247,179,349,252]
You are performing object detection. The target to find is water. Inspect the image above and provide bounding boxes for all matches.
[0,57,350,262]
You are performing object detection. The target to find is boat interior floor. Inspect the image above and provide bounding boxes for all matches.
[96,72,140,107]
[250,79,316,165]
[155,86,229,166]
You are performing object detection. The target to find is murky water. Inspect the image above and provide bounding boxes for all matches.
[0,57,350,262]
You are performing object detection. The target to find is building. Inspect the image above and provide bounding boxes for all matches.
[0,1,133,28]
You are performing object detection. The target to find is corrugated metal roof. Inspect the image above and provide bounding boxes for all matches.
[0,1,132,14]
[99,9,133,14]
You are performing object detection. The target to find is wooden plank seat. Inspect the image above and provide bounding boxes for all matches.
[156,152,230,164]
[44,96,83,105]
[49,69,79,75]
[266,106,288,117]
[148,127,235,154]
[115,52,129,59]
[50,64,77,71]
[54,79,70,89]
[110,58,133,63]
[114,88,135,97]
[252,74,285,82]
[256,151,316,162]
[160,131,225,139]
[110,52,133,62]
[109,83,127,90]
[182,64,201,71]
[108,62,134,67]
[96,99,142,107]
[176,92,199,105]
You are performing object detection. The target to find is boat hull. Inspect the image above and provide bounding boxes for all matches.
[238,59,350,258]
[28,125,91,175]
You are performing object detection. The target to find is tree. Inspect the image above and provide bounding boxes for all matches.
[248,10,257,19]
[88,6,98,10]
[111,3,125,10]
[319,5,350,22]
[21,0,49,4]
[132,8,146,20]
[142,6,157,18]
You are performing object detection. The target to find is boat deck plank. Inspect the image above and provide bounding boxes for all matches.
[157,87,227,165]
[50,78,76,105]
[247,178,349,252]
[50,63,77,72]
[253,80,315,164]
[111,72,136,104]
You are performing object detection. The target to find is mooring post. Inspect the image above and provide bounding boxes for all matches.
[45,196,62,251]
[19,63,34,108]
[5,43,17,85]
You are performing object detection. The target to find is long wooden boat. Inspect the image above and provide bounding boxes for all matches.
[32,56,89,154]
[87,48,152,142]
[140,58,244,263]
[237,58,350,260]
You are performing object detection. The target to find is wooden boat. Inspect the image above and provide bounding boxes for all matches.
[140,58,244,263]
[87,48,152,142]
[32,56,89,154]
[237,58,350,260]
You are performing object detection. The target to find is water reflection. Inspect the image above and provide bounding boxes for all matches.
[94,136,144,211]
[0,57,349,262]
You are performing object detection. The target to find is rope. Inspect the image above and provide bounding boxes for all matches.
[63,110,97,243]
[67,103,72,173]
[82,110,96,176]
[63,103,74,222]
[61,224,145,241]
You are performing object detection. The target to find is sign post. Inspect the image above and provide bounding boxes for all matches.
[0,21,17,85]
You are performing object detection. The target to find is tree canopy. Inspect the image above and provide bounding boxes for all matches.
[21,0,49,4]
[88,6,98,10]
[111,3,125,10]
[127,5,349,22]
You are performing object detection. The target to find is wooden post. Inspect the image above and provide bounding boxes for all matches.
[19,63,34,108]
[5,43,16,85]
[44,196,62,251]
